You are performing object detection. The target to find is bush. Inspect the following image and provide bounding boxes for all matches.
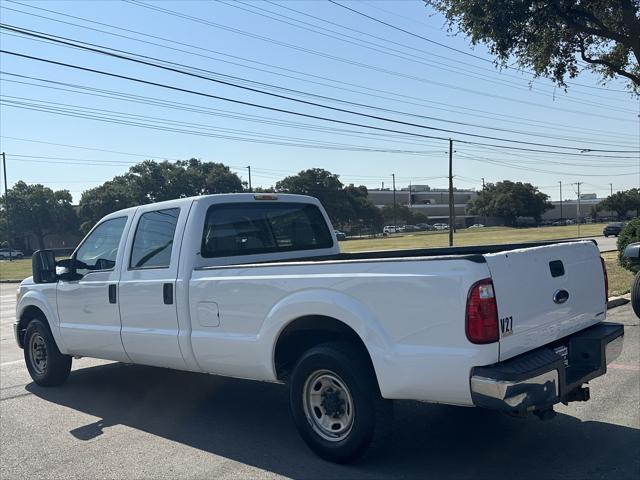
[618,218,640,271]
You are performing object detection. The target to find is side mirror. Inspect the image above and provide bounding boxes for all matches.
[32,250,57,284]
[624,242,640,260]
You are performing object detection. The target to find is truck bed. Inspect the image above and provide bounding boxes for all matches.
[198,238,596,269]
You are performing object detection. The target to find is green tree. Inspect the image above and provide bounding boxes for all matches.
[344,184,384,231]
[467,181,552,226]
[0,181,79,250]
[275,168,354,225]
[78,159,243,232]
[599,188,640,219]
[380,204,428,225]
[77,177,138,234]
[275,169,383,229]
[425,0,640,93]
[618,218,640,271]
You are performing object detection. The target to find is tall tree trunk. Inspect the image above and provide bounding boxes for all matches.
[35,231,45,251]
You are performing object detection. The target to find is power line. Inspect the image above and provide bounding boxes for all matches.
[326,0,632,95]
[0,135,184,161]
[5,71,633,151]
[1,25,637,155]
[3,152,451,184]
[216,0,629,110]
[2,48,638,161]
[457,153,639,177]
[121,0,637,120]
[3,1,634,142]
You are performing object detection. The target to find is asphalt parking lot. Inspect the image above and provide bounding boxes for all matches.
[1,283,638,480]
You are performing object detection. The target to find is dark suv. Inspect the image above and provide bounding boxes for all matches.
[603,222,624,237]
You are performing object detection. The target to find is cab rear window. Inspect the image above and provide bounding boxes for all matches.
[201,202,333,258]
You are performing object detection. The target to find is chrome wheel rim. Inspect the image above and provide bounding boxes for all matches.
[28,333,47,375]
[302,369,354,442]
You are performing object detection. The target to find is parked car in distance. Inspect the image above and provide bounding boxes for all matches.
[383,225,400,234]
[15,193,622,463]
[433,223,449,230]
[334,230,347,241]
[416,223,434,231]
[469,224,485,229]
[403,225,421,232]
[0,248,24,259]
[603,222,625,237]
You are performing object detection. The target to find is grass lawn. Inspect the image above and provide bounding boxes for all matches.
[340,224,605,253]
[603,251,633,297]
[0,259,31,282]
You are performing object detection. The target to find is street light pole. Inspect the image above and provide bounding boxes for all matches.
[2,152,12,262]
[392,173,397,230]
[245,165,252,192]
[575,182,582,237]
[558,181,563,224]
[481,177,486,226]
[448,139,454,246]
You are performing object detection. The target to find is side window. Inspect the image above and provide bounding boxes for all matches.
[201,203,333,258]
[75,217,127,273]
[130,208,180,269]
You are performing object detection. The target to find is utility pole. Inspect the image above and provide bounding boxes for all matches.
[609,183,613,197]
[2,152,12,262]
[481,177,486,226]
[392,173,397,229]
[448,139,454,246]
[575,182,582,237]
[558,181,563,224]
[246,165,252,192]
[408,181,412,208]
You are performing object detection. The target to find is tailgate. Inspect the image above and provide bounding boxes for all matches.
[484,241,606,361]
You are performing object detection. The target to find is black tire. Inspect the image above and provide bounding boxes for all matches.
[289,341,391,463]
[632,273,640,319]
[24,319,72,386]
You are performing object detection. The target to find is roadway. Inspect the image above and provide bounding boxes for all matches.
[590,235,619,252]
[0,283,638,479]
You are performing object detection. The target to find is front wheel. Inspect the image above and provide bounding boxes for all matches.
[289,342,391,463]
[631,273,640,319]
[24,319,72,386]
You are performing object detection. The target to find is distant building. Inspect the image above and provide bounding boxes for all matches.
[367,185,483,227]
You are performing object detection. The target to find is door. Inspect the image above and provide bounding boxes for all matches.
[57,216,131,362]
[118,207,187,369]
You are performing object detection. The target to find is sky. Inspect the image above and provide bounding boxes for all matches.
[0,0,639,203]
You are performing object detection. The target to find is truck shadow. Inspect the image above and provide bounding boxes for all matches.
[26,362,639,479]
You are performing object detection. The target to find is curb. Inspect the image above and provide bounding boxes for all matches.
[607,294,631,310]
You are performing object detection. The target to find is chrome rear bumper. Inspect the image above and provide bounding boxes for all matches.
[470,322,623,414]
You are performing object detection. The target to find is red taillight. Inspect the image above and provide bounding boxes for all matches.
[466,278,499,344]
[600,257,608,302]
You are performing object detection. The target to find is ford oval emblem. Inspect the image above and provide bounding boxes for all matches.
[553,289,570,304]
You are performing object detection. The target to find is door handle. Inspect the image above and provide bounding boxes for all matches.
[163,283,173,305]
[108,284,117,304]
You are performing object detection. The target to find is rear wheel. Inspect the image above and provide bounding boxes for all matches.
[632,273,640,319]
[24,319,71,386]
[289,342,391,463]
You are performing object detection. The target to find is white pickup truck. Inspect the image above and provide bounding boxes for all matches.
[16,194,623,462]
